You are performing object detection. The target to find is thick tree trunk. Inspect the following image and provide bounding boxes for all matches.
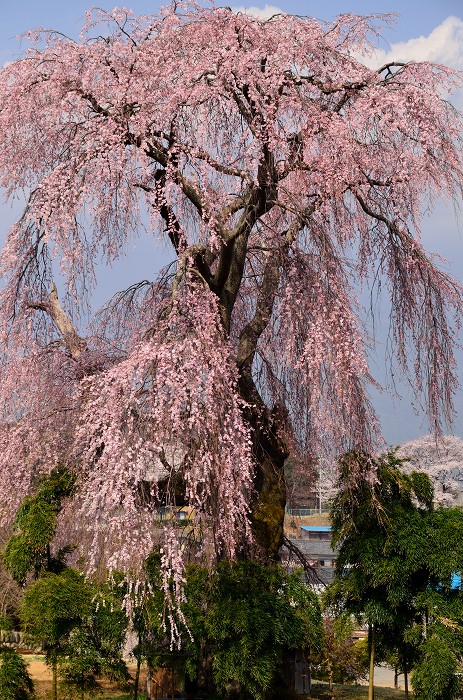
[250,445,287,559]
[239,374,288,560]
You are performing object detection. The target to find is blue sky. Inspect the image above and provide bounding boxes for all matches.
[1,0,462,63]
[1,1,463,445]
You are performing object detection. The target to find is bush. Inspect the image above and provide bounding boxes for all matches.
[411,636,461,700]
[137,558,322,700]
[0,647,35,700]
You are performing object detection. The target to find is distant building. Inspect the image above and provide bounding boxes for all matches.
[297,525,337,583]
[282,524,338,585]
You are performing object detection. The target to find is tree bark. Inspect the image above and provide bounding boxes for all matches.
[249,439,287,560]
[238,375,288,560]
[400,649,409,699]
[28,283,87,359]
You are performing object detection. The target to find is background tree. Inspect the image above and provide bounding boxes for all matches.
[20,569,129,700]
[408,509,463,700]
[398,434,463,505]
[311,614,367,694]
[330,450,463,700]
[0,3,463,654]
[58,577,130,699]
[20,569,91,700]
[411,636,461,700]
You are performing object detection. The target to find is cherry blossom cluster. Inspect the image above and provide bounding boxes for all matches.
[0,2,462,620]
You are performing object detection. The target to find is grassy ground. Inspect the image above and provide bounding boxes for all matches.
[309,683,410,699]
[99,689,410,700]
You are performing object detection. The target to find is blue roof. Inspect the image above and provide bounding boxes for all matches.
[301,526,331,532]
[451,573,461,590]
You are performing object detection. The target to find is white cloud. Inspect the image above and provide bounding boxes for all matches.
[362,16,463,70]
[230,4,283,20]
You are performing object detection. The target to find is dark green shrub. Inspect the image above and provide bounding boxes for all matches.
[412,636,461,700]
[135,556,322,700]
[0,647,35,700]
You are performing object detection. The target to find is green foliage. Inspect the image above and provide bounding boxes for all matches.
[329,450,435,632]
[134,556,322,700]
[330,448,463,692]
[312,616,367,686]
[20,569,91,663]
[411,636,461,700]
[0,647,35,700]
[0,615,14,631]
[196,561,321,699]
[60,579,130,690]
[2,467,76,584]
[20,569,128,693]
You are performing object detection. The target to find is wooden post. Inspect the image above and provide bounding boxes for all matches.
[134,656,141,700]
[368,624,375,700]
[52,658,58,700]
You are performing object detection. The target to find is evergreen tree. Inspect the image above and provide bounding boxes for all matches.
[20,569,129,700]
[20,569,90,700]
[329,450,434,699]
[412,636,461,700]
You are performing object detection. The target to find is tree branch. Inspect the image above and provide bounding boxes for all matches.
[281,535,324,585]
[28,283,87,359]
[236,202,316,373]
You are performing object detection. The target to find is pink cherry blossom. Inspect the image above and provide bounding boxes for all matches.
[0,4,462,634]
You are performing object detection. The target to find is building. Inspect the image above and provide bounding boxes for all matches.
[282,522,338,585]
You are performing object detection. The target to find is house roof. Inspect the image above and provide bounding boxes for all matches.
[301,525,331,532]
[295,539,337,557]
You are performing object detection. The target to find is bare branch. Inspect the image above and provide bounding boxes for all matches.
[281,535,324,585]
[28,283,87,359]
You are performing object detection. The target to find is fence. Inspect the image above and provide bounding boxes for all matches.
[285,507,330,517]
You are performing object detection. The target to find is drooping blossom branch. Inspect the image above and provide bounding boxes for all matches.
[0,3,462,631]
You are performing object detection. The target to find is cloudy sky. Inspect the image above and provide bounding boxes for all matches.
[1,0,463,445]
